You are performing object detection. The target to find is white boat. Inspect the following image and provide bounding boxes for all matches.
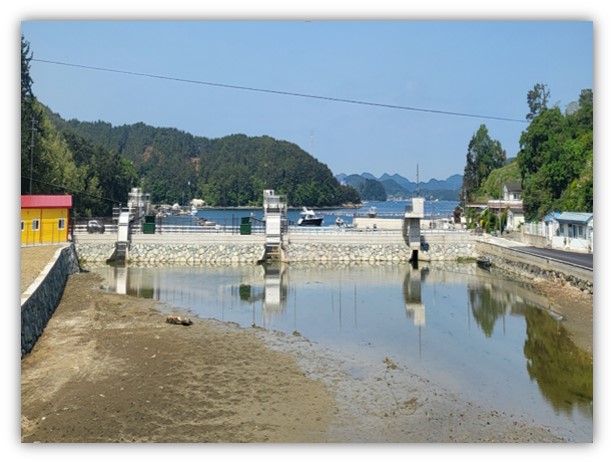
[297,207,324,226]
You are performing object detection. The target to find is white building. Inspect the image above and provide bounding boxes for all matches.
[552,212,593,253]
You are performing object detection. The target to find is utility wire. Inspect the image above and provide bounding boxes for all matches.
[32,58,527,124]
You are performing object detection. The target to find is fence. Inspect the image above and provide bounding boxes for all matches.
[522,221,555,238]
[72,217,468,237]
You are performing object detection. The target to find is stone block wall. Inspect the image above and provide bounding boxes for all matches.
[127,243,264,265]
[21,244,80,357]
[75,234,480,265]
[285,242,413,263]
[418,241,478,261]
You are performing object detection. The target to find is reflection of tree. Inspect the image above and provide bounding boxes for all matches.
[468,286,505,337]
[523,306,593,416]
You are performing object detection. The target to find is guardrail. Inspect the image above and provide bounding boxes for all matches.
[421,228,469,235]
[73,223,469,237]
[288,226,401,236]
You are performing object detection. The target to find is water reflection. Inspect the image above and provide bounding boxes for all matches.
[403,266,427,327]
[94,261,592,440]
[465,276,593,417]
[236,263,288,322]
[523,306,593,417]
[468,283,508,337]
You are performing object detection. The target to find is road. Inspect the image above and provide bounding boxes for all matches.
[510,246,593,270]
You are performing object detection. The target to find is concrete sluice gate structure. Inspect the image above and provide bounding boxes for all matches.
[74,196,461,266]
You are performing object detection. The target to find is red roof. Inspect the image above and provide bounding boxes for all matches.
[21,195,73,209]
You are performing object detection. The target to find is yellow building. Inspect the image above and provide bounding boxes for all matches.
[21,195,72,245]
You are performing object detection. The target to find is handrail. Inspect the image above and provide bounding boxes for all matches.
[73,223,469,236]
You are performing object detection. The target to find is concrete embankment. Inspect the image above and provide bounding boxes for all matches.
[21,244,80,356]
[476,238,593,294]
[285,231,478,262]
[74,231,479,264]
[73,231,591,294]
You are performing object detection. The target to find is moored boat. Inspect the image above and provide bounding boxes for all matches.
[297,207,324,226]
[476,256,492,270]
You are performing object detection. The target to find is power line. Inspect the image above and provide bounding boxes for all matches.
[32,58,527,124]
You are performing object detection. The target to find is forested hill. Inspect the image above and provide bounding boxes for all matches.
[46,109,360,207]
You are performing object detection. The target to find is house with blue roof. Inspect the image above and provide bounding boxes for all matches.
[552,212,593,253]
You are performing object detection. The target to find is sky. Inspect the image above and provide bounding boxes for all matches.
[19,19,593,182]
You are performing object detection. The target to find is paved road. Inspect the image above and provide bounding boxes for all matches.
[510,246,593,270]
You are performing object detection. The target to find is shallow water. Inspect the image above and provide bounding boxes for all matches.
[94,261,592,442]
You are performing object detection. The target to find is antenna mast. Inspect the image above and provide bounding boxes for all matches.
[416,163,420,197]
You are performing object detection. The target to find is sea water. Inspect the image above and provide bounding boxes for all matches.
[181,200,459,228]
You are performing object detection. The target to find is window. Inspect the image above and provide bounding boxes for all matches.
[578,225,584,238]
[58,218,66,230]
[21,220,24,232]
[32,219,40,231]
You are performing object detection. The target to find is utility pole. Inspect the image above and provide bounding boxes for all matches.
[29,117,36,194]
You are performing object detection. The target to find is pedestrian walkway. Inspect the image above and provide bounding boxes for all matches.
[477,234,526,249]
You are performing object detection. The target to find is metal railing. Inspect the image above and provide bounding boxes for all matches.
[72,221,469,237]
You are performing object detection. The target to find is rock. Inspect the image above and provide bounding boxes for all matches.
[165,315,193,326]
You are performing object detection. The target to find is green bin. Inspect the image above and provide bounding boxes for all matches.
[241,217,251,224]
[142,222,156,234]
[240,223,252,235]
[145,215,156,224]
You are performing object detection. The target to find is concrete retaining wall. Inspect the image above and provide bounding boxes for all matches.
[476,241,593,294]
[21,244,80,357]
[73,232,591,293]
[74,232,478,264]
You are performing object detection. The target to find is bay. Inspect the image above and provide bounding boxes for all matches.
[167,200,460,228]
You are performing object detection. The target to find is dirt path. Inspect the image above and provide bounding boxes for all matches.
[20,245,65,294]
[20,247,592,443]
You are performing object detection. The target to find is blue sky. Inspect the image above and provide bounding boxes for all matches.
[20,19,593,182]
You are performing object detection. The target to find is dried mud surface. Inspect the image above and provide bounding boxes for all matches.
[20,245,592,443]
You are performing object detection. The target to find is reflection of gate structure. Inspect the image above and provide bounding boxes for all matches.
[403,267,426,327]
[262,263,287,314]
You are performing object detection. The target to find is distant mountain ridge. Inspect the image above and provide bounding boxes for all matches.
[335,172,462,201]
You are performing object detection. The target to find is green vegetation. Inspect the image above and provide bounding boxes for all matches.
[473,161,521,202]
[20,36,360,215]
[460,83,593,222]
[21,36,136,216]
[517,84,593,219]
[460,124,507,204]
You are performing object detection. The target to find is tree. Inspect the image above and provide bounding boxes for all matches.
[526,83,550,121]
[21,35,45,194]
[21,35,33,104]
[460,124,506,204]
[517,87,593,219]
